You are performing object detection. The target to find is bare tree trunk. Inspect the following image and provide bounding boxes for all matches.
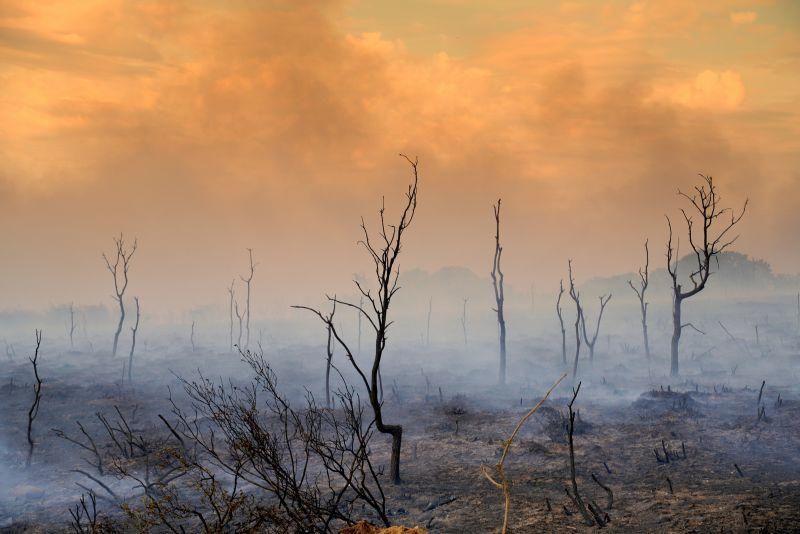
[113,298,125,358]
[69,303,76,349]
[581,295,612,362]
[325,322,333,409]
[491,199,506,385]
[665,175,747,377]
[190,320,196,353]
[128,297,140,385]
[670,292,682,376]
[628,239,650,360]
[568,261,583,381]
[557,281,566,366]
[566,382,594,525]
[26,330,43,468]
[240,249,255,350]
[295,155,420,485]
[234,301,243,348]
[227,280,235,352]
[103,234,137,358]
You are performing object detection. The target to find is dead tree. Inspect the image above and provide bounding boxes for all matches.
[167,351,389,530]
[127,297,140,385]
[295,154,419,485]
[628,239,650,360]
[580,294,612,362]
[564,382,594,526]
[325,301,337,409]
[226,280,235,352]
[461,297,469,346]
[240,248,255,349]
[666,175,747,376]
[567,261,583,381]
[557,281,567,366]
[190,320,196,353]
[102,234,137,357]
[234,301,243,348]
[491,198,507,385]
[26,329,43,467]
[68,303,77,349]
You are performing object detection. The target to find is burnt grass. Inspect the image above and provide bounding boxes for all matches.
[1,344,800,533]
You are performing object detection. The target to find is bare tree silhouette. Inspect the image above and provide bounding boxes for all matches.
[666,175,747,376]
[240,248,255,349]
[581,294,612,362]
[102,234,137,357]
[127,297,140,384]
[295,154,420,485]
[556,280,567,366]
[491,199,507,385]
[628,239,650,360]
[567,261,583,381]
[226,280,235,351]
[26,330,43,467]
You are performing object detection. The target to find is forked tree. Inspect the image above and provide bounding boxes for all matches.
[580,294,612,362]
[240,249,256,349]
[102,234,137,357]
[26,330,43,467]
[556,280,567,366]
[296,154,420,485]
[127,297,140,384]
[666,175,747,376]
[627,239,651,360]
[567,261,583,381]
[491,198,507,385]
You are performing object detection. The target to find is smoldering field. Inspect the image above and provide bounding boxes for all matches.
[1,257,800,533]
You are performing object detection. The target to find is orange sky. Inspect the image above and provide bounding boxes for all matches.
[0,0,798,316]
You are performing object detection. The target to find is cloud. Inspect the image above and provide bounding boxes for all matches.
[730,11,757,25]
[649,70,746,111]
[0,0,797,312]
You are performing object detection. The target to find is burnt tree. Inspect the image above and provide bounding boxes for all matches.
[325,300,336,409]
[26,330,43,467]
[102,234,137,357]
[627,239,651,360]
[68,303,77,349]
[234,301,243,348]
[556,280,567,366]
[127,297,140,385]
[240,249,255,350]
[296,154,420,485]
[491,199,507,385]
[565,382,596,526]
[567,261,583,381]
[580,294,612,362]
[666,175,747,376]
[226,280,235,352]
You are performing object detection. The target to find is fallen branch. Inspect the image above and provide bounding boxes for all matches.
[481,373,567,534]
